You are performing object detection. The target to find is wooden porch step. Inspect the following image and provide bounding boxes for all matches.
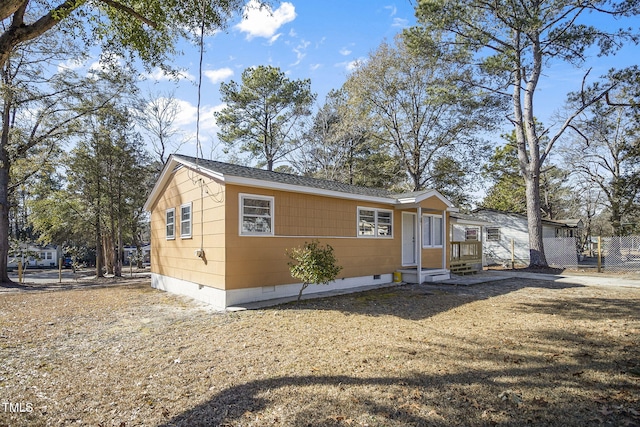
[449,263,477,275]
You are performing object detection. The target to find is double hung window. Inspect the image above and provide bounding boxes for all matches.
[240,194,274,235]
[180,203,192,238]
[166,208,175,240]
[358,208,393,237]
[422,214,443,247]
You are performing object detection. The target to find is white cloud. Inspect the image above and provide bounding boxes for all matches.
[309,63,322,71]
[236,0,296,40]
[291,39,310,66]
[392,17,409,27]
[337,57,366,73]
[174,99,226,135]
[339,47,352,56]
[268,33,282,44]
[385,5,397,16]
[144,67,194,82]
[204,67,234,84]
[57,58,85,74]
[174,99,199,127]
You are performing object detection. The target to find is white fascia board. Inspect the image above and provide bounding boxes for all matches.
[395,191,456,210]
[450,218,490,226]
[144,157,227,212]
[143,157,179,211]
[413,189,455,208]
[225,175,396,205]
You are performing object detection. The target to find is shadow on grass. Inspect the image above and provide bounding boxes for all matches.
[268,279,585,321]
[157,366,638,427]
[156,280,640,426]
[514,296,638,321]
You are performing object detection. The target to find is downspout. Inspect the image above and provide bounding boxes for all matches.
[417,206,422,282]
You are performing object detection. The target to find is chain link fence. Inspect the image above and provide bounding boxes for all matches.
[543,235,640,273]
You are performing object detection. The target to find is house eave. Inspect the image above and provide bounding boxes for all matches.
[145,155,458,210]
[225,175,396,204]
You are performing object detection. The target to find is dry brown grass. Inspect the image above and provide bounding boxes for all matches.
[0,276,639,426]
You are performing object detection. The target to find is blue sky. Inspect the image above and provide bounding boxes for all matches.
[136,1,419,159]
[128,1,639,163]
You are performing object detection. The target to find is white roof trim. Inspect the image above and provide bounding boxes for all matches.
[224,175,395,204]
[145,155,457,210]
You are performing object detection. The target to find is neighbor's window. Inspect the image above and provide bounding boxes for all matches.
[166,208,175,240]
[487,227,501,241]
[465,228,478,241]
[180,202,192,238]
[423,214,443,247]
[358,208,393,237]
[240,194,274,235]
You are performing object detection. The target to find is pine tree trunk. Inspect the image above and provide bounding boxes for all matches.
[525,173,548,267]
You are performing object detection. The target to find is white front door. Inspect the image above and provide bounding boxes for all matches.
[402,212,417,266]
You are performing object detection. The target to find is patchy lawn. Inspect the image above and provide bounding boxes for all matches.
[0,277,639,426]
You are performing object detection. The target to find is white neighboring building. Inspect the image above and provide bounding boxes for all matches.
[123,244,151,265]
[8,244,63,268]
[472,209,583,266]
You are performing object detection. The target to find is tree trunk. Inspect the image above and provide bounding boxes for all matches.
[95,213,103,278]
[525,173,547,267]
[115,218,122,277]
[0,161,12,283]
[0,88,12,283]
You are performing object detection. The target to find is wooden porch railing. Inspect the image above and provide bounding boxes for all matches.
[450,241,482,274]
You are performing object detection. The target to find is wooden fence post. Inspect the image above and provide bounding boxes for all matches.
[511,238,515,269]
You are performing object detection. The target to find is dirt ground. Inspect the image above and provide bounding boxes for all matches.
[0,275,639,427]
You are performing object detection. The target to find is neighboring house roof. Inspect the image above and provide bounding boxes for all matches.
[144,154,457,211]
[472,208,583,229]
[553,219,584,228]
[449,212,493,226]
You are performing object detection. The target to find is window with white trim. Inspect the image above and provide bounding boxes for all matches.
[422,214,443,247]
[166,208,175,240]
[240,194,274,235]
[180,203,192,238]
[487,227,501,241]
[358,208,393,237]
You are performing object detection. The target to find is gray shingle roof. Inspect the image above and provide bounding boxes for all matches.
[173,154,394,199]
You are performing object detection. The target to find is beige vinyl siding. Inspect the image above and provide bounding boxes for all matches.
[224,184,402,290]
[150,167,226,289]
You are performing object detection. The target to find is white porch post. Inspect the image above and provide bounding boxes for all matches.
[442,209,447,270]
[417,206,422,282]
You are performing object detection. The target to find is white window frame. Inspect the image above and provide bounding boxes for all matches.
[357,207,393,238]
[487,227,501,241]
[239,194,274,236]
[422,214,444,248]
[166,208,176,240]
[180,202,192,239]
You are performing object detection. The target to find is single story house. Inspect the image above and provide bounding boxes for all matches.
[472,208,584,266]
[144,154,456,310]
[8,244,63,268]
